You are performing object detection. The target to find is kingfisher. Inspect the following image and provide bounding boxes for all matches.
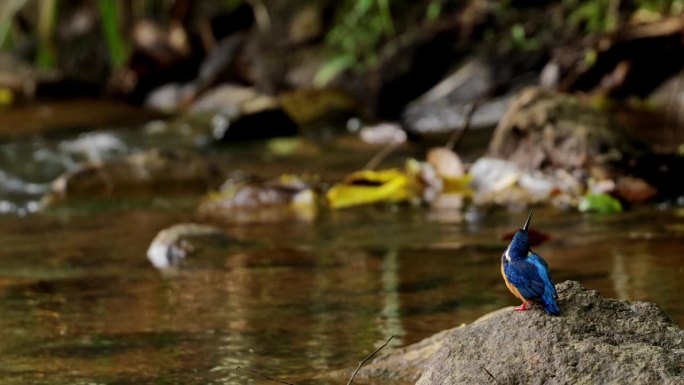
[501,211,560,315]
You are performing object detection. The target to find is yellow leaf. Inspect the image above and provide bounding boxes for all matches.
[443,174,473,194]
[327,168,413,209]
[0,88,14,106]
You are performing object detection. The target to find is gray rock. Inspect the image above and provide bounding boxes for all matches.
[144,83,190,112]
[330,309,511,384]
[402,59,513,137]
[417,281,684,385]
[189,84,299,141]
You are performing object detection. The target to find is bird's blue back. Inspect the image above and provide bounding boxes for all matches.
[503,251,559,315]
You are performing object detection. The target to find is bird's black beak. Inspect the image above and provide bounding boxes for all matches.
[522,210,532,231]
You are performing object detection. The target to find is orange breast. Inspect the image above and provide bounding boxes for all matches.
[501,262,527,302]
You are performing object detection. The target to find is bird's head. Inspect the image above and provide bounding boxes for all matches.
[504,211,532,262]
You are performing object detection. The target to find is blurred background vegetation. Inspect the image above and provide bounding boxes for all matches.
[1,0,683,109]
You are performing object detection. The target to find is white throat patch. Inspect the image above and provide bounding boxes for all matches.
[504,248,511,262]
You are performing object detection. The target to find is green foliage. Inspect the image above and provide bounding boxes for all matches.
[425,0,442,22]
[566,0,683,35]
[36,0,58,69]
[314,55,355,87]
[96,0,130,70]
[566,0,618,34]
[510,23,539,51]
[316,0,396,86]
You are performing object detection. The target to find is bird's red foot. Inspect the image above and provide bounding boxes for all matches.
[514,302,530,311]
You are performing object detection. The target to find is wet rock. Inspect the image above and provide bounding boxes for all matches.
[190,84,299,140]
[192,33,248,97]
[147,223,230,269]
[416,281,684,385]
[489,87,647,171]
[145,83,188,111]
[469,158,521,194]
[359,123,407,145]
[426,148,464,179]
[278,89,357,128]
[402,59,512,137]
[47,148,223,201]
[198,174,317,223]
[469,157,583,207]
[191,84,278,115]
[615,175,658,204]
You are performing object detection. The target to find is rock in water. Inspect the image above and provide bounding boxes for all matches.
[147,223,229,269]
[416,281,684,385]
[47,148,224,201]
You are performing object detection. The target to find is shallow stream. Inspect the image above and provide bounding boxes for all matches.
[0,102,682,385]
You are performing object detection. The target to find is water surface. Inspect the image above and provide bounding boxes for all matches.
[0,204,682,385]
[0,102,682,384]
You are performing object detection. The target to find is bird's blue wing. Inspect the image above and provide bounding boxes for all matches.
[503,260,546,300]
[528,252,557,299]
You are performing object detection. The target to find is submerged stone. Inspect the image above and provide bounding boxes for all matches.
[47,148,223,202]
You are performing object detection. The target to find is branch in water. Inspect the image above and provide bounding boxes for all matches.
[347,335,395,385]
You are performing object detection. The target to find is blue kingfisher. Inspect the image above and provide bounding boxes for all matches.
[501,211,560,315]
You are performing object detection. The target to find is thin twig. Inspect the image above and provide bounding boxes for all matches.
[236,366,296,385]
[346,335,395,385]
[483,366,500,384]
[364,142,401,170]
[445,101,478,150]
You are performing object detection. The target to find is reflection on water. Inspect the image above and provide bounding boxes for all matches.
[0,205,681,384]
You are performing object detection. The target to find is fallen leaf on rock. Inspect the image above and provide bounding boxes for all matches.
[326,168,413,209]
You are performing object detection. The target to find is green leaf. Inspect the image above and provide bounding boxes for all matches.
[511,23,526,43]
[314,55,355,87]
[579,193,623,214]
[355,0,374,15]
[426,1,442,22]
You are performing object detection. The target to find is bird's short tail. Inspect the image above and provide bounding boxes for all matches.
[543,292,560,315]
